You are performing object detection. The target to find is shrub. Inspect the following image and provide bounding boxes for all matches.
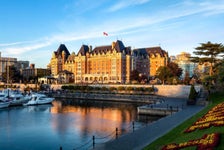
[126,87,133,91]
[101,86,108,91]
[187,85,198,105]
[117,86,125,91]
[109,87,116,91]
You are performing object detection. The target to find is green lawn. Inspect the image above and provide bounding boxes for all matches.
[144,92,224,150]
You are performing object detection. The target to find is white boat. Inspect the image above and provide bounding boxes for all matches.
[0,88,13,100]
[0,100,10,108]
[9,93,31,106]
[23,93,55,106]
[0,93,7,101]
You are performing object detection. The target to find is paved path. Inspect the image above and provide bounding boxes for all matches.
[95,98,204,150]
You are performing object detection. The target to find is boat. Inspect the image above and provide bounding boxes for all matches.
[0,100,10,108]
[0,88,13,100]
[8,93,31,106]
[23,93,55,106]
[0,93,7,101]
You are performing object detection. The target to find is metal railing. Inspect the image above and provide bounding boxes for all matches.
[59,121,143,150]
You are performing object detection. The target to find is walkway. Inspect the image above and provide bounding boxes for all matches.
[95,98,204,150]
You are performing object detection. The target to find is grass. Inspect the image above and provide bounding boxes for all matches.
[144,92,224,150]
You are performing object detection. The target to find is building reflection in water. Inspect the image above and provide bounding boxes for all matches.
[50,99,160,140]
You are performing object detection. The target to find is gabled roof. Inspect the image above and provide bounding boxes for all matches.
[132,48,148,56]
[92,40,131,54]
[114,40,125,52]
[145,46,168,57]
[92,45,112,54]
[54,44,70,58]
[56,44,70,55]
[77,45,89,56]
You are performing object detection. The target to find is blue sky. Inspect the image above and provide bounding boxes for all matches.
[0,0,224,68]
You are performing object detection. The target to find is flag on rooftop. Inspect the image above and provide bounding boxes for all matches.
[103,32,108,36]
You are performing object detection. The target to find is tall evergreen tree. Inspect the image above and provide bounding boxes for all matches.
[191,41,224,76]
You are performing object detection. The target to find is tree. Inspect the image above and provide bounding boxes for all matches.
[156,66,172,84]
[167,62,182,78]
[2,65,22,83]
[191,41,224,76]
[183,71,191,85]
[187,85,198,105]
[215,60,224,88]
[130,70,139,81]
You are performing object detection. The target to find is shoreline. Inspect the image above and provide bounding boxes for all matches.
[95,97,205,150]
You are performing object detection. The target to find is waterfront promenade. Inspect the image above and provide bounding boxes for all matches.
[95,98,204,150]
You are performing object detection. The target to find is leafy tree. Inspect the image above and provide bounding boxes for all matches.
[183,71,191,85]
[2,65,22,83]
[130,70,139,81]
[214,60,224,88]
[156,66,172,84]
[156,62,182,84]
[167,62,182,78]
[191,41,224,76]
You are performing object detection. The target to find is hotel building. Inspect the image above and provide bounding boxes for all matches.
[48,41,169,84]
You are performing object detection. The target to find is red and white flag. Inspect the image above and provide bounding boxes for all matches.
[103,32,108,36]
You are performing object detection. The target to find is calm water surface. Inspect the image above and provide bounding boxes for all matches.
[0,99,160,150]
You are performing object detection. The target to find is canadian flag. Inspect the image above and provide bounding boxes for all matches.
[103,32,108,36]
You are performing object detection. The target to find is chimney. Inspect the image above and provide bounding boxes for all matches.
[30,64,35,69]
[89,45,92,52]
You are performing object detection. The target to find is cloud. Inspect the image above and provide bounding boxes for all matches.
[108,0,150,12]
[1,0,223,59]
[4,40,52,55]
[0,31,105,56]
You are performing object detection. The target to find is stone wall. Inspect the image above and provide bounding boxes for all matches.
[50,84,201,98]
[153,85,201,98]
[6,83,201,99]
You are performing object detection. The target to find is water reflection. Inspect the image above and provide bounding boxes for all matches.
[50,100,160,141]
[0,99,161,150]
[25,104,52,112]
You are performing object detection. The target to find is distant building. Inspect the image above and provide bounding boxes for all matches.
[146,47,169,76]
[21,64,51,82]
[173,52,197,78]
[169,55,176,62]
[132,48,149,78]
[0,52,17,79]
[15,60,29,70]
[132,46,169,78]
[38,76,56,84]
[56,70,74,84]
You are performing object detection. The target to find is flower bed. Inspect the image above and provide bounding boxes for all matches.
[162,102,224,150]
[161,133,220,150]
[185,102,224,133]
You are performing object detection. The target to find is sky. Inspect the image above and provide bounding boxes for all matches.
[0,0,223,68]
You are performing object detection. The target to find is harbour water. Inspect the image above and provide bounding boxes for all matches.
[0,99,160,150]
